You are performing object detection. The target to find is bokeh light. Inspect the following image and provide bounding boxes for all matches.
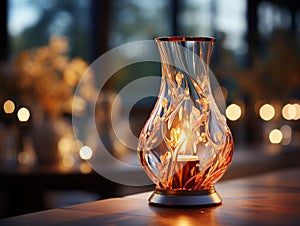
[18,152,31,165]
[280,125,292,145]
[58,137,73,155]
[293,103,300,120]
[226,103,242,121]
[17,107,30,122]
[281,103,300,120]
[269,129,283,144]
[62,155,75,167]
[288,105,296,119]
[79,146,93,160]
[3,100,15,114]
[259,104,275,121]
[79,162,92,174]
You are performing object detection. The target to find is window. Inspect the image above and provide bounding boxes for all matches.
[258,1,292,36]
[179,0,247,55]
[8,0,91,61]
[108,0,171,48]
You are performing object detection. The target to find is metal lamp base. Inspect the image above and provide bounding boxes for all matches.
[148,188,222,207]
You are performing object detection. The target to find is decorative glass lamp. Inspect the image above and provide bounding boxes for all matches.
[137,36,234,207]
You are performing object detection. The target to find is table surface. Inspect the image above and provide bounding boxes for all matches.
[1,144,299,218]
[1,166,300,226]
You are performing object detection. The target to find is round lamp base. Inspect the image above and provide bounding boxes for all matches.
[148,188,222,207]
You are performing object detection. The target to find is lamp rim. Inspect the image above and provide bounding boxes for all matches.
[155,36,215,42]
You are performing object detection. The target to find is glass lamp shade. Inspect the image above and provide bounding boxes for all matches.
[137,36,234,207]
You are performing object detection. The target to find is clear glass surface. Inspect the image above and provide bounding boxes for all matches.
[138,36,233,191]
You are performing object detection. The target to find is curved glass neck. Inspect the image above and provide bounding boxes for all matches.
[155,36,215,70]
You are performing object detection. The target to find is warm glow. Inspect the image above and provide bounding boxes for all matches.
[226,104,242,121]
[269,129,283,144]
[3,100,15,114]
[17,107,30,122]
[18,152,31,165]
[58,137,73,154]
[79,146,93,160]
[259,104,275,121]
[288,105,296,119]
[282,104,299,120]
[63,155,74,167]
[72,96,87,117]
[282,104,290,120]
[293,103,300,120]
[79,162,92,174]
[176,216,190,226]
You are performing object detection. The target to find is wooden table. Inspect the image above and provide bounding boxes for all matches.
[1,144,299,218]
[1,166,300,225]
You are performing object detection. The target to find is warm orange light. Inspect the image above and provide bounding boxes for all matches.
[79,162,92,174]
[58,138,73,154]
[3,100,15,114]
[72,96,87,117]
[62,155,74,167]
[176,216,190,226]
[18,152,31,165]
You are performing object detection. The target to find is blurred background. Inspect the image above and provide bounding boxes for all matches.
[0,0,300,219]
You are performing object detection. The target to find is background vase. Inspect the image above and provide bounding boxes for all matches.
[31,115,61,166]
